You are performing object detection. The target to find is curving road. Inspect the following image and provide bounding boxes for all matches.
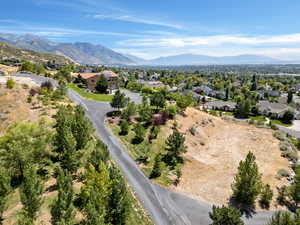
[14,73,273,225]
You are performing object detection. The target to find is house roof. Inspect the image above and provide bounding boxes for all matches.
[257,101,292,114]
[79,70,118,80]
[205,101,236,108]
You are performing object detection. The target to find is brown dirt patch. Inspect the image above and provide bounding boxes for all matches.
[169,107,290,210]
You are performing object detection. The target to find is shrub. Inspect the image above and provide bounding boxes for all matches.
[279,141,292,152]
[277,169,290,178]
[41,81,53,90]
[119,120,129,136]
[6,78,15,89]
[149,126,160,141]
[273,131,287,141]
[166,105,177,119]
[282,150,299,162]
[259,184,273,209]
[29,88,39,96]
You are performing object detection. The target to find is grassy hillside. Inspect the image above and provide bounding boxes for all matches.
[0,42,72,65]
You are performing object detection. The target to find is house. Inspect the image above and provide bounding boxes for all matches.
[78,70,118,93]
[204,101,236,112]
[293,84,300,93]
[255,90,281,98]
[194,85,213,96]
[257,101,293,119]
[182,90,201,101]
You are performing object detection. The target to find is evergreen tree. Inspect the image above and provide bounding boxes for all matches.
[20,166,44,221]
[121,101,136,121]
[287,91,293,104]
[107,166,130,225]
[176,94,193,113]
[84,190,106,225]
[288,167,300,207]
[139,97,152,122]
[267,211,296,225]
[150,92,166,110]
[250,75,257,91]
[150,154,163,179]
[282,111,294,124]
[72,105,94,150]
[0,168,10,224]
[51,168,75,225]
[226,87,231,101]
[231,152,262,208]
[88,140,110,169]
[259,184,273,209]
[110,90,128,110]
[132,123,146,144]
[209,205,244,225]
[95,75,108,93]
[164,129,186,167]
[120,120,129,135]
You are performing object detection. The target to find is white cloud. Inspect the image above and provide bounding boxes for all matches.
[93,14,182,29]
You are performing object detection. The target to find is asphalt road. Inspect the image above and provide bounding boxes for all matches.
[13,73,274,225]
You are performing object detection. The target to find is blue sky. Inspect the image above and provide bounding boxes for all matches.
[1,0,300,59]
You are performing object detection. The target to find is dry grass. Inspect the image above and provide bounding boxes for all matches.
[167,107,292,210]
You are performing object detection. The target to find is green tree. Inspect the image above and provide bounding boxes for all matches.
[267,211,296,225]
[164,129,186,167]
[119,120,129,135]
[132,123,146,144]
[281,111,294,124]
[288,167,300,207]
[95,75,108,93]
[110,90,128,110]
[20,166,44,221]
[259,184,273,209]
[107,166,130,225]
[234,99,251,119]
[176,94,193,113]
[0,121,51,181]
[88,140,110,168]
[72,105,94,150]
[121,101,136,121]
[6,78,16,89]
[0,168,10,224]
[139,97,152,122]
[20,61,34,72]
[150,92,166,110]
[287,92,294,104]
[250,75,257,91]
[209,205,244,225]
[50,168,75,225]
[231,152,262,208]
[150,154,163,179]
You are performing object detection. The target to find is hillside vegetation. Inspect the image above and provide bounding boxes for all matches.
[0,42,72,65]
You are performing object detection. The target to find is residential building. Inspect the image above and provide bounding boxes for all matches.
[78,70,118,93]
[204,101,236,112]
[257,100,293,118]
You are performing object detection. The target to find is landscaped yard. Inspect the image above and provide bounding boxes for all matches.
[67,83,113,102]
[249,116,267,123]
[109,123,173,186]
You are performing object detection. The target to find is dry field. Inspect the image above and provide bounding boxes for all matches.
[165,108,291,210]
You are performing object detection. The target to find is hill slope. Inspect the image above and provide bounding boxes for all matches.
[0,33,136,65]
[0,42,72,65]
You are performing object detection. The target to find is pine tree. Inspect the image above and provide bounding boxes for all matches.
[121,102,136,121]
[231,152,262,208]
[287,91,293,104]
[20,166,44,221]
[110,90,128,110]
[139,98,152,122]
[95,75,108,93]
[120,120,129,135]
[107,166,130,225]
[259,184,273,209]
[72,105,94,150]
[0,168,10,224]
[88,140,110,169]
[150,154,163,179]
[50,168,75,225]
[289,167,300,207]
[150,92,166,110]
[209,205,244,225]
[267,211,296,225]
[132,123,146,144]
[164,129,186,167]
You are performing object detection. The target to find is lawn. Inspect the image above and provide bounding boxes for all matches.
[249,116,267,123]
[67,83,113,102]
[271,119,293,127]
[109,123,173,186]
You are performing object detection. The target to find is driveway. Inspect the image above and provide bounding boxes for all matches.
[12,73,273,225]
[120,89,143,104]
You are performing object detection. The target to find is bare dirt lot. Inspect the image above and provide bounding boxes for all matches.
[167,108,290,210]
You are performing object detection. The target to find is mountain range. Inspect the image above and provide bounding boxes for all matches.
[0,33,294,66]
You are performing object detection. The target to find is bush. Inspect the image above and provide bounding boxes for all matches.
[6,78,15,89]
[280,141,293,152]
[149,126,159,141]
[273,131,287,141]
[259,184,273,209]
[282,150,299,162]
[166,105,177,119]
[119,120,129,136]
[277,169,290,178]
